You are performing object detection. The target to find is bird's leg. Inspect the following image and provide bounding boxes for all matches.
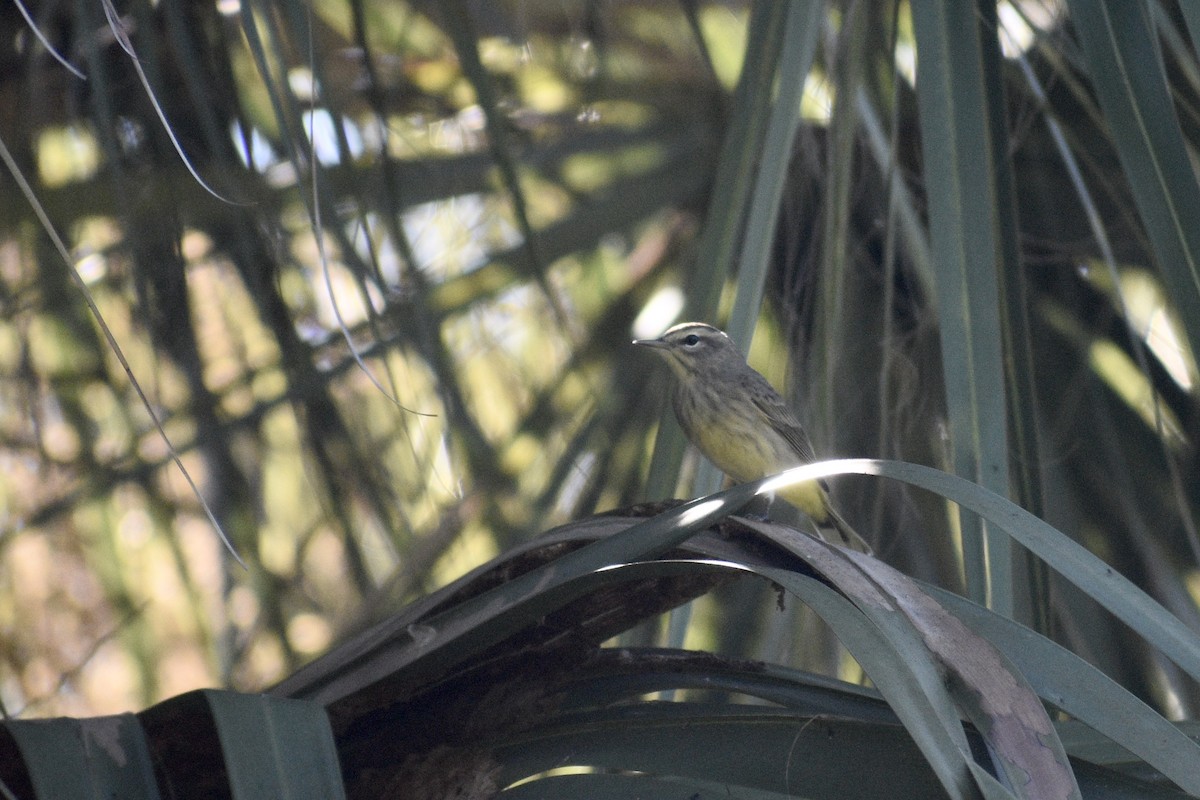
[740,491,774,521]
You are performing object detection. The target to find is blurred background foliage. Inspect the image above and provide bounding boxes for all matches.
[0,0,1198,737]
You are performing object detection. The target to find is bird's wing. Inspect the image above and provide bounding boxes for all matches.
[744,372,819,464]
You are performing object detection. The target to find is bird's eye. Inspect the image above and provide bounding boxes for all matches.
[682,334,700,346]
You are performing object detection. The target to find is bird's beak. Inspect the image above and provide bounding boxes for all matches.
[632,337,669,350]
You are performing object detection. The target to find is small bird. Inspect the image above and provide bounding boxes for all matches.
[634,321,872,553]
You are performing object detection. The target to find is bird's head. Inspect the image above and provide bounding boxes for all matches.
[633,322,744,381]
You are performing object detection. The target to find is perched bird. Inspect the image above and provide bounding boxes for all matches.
[634,321,871,553]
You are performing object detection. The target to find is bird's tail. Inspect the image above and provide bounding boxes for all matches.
[822,500,874,555]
